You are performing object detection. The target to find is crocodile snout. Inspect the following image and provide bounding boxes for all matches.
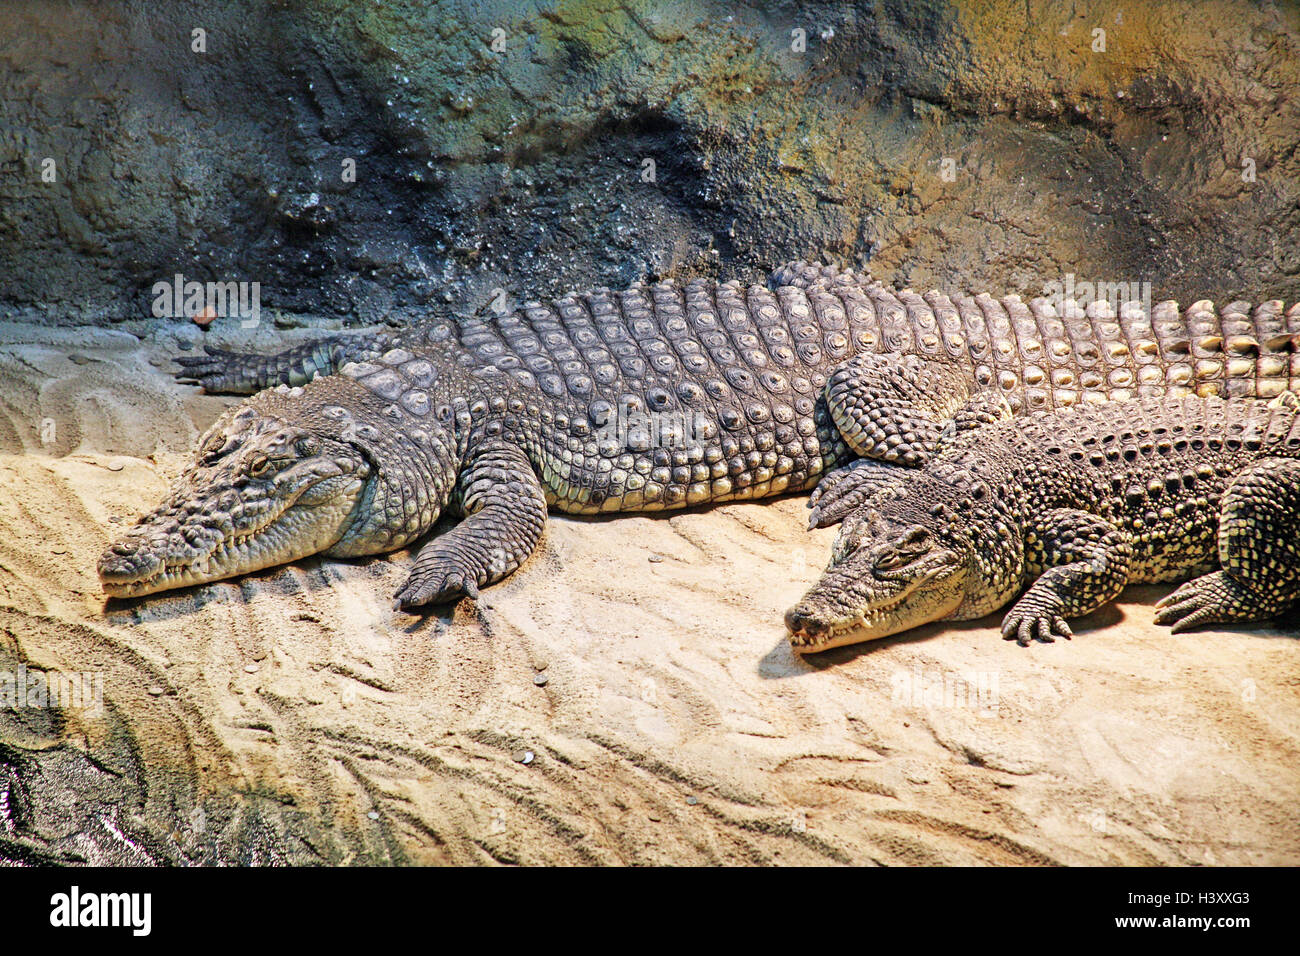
[784,603,817,636]
[97,539,162,583]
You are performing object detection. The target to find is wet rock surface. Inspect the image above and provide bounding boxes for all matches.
[1,0,1298,327]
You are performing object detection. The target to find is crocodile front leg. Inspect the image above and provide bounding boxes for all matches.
[1002,509,1135,645]
[394,440,547,609]
[1154,458,1300,632]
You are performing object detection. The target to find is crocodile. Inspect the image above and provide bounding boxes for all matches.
[97,263,1300,607]
[784,391,1300,653]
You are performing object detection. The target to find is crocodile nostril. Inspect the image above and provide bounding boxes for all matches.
[785,605,810,632]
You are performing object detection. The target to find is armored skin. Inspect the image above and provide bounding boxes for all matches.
[98,263,1300,607]
[785,393,1300,653]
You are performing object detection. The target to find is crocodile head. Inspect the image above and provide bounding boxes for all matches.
[97,399,372,598]
[785,471,1016,653]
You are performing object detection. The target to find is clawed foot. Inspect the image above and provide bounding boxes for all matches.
[392,541,509,610]
[1154,571,1253,634]
[1001,594,1075,646]
[807,460,907,529]
[393,559,483,610]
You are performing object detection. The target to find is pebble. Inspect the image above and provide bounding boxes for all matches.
[367,811,380,820]
[244,663,260,673]
[648,554,664,563]
[532,673,548,687]
[147,685,165,696]
[685,795,698,806]
[513,750,534,765]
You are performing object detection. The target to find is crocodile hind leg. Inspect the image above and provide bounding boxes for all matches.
[807,460,909,529]
[1154,458,1300,633]
[1002,510,1135,645]
[810,379,1011,528]
[174,334,396,393]
[824,352,975,467]
[394,440,548,609]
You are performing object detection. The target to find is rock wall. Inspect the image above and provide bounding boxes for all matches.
[1,0,1297,326]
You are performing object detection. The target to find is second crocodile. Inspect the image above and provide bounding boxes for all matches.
[785,392,1300,652]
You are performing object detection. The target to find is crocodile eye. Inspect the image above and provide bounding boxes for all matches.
[198,437,228,465]
[873,550,909,573]
[874,531,931,572]
[248,455,273,477]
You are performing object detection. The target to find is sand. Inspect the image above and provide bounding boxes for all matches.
[0,318,1297,865]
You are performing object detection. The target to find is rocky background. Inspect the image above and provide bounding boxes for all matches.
[1,0,1298,327]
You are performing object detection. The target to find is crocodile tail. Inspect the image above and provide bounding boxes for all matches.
[173,333,396,394]
[1012,296,1300,409]
[1149,299,1300,401]
[799,280,1299,413]
[768,260,875,291]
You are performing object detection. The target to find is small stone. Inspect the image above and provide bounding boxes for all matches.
[648,554,664,563]
[686,795,698,806]
[147,685,165,696]
[367,811,380,820]
[244,663,260,673]
[532,673,549,687]
[513,750,534,765]
[106,459,125,472]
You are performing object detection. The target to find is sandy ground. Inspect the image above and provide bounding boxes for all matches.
[0,319,1298,865]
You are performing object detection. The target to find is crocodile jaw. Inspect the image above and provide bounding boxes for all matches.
[786,564,966,653]
[98,482,364,598]
[98,403,371,598]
